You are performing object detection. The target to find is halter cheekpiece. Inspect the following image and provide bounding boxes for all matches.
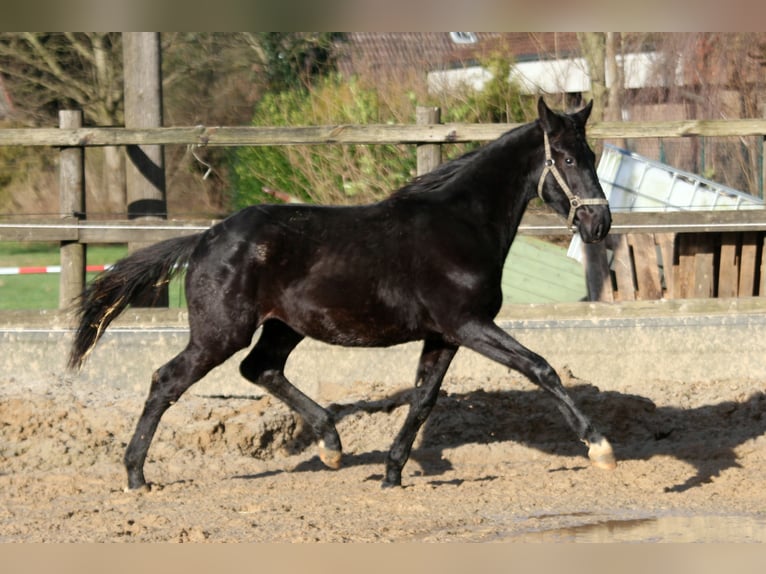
[537,131,609,231]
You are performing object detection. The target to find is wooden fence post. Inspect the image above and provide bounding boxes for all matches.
[58,110,85,309]
[123,32,168,306]
[416,106,441,175]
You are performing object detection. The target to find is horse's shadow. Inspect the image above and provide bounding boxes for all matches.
[274,380,766,493]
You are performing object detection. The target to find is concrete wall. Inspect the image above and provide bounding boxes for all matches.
[3,298,766,402]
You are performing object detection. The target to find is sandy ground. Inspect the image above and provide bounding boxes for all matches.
[2,364,766,542]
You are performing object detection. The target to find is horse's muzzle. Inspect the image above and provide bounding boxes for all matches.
[576,205,612,244]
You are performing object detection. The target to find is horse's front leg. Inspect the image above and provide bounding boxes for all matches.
[383,338,458,488]
[455,320,616,470]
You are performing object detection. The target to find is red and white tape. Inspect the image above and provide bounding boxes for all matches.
[0,264,111,276]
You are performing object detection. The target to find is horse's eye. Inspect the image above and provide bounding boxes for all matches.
[565,157,575,166]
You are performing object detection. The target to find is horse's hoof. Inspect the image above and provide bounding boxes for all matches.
[319,442,342,470]
[587,437,617,470]
[124,482,151,493]
[381,469,402,488]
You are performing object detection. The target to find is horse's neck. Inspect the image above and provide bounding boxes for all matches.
[456,124,542,251]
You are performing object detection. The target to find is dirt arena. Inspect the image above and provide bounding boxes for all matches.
[2,360,766,542]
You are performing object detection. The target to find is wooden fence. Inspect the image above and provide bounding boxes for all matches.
[2,109,766,307]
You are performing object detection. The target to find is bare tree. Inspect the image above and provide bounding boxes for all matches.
[576,32,628,124]
[646,33,765,195]
[0,33,125,212]
[0,33,122,125]
[0,33,262,216]
[576,33,607,122]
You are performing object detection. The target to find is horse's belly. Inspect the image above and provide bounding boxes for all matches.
[274,300,425,348]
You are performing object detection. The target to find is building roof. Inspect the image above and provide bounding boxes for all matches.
[337,32,581,76]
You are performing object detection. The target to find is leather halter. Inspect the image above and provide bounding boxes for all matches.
[537,131,609,230]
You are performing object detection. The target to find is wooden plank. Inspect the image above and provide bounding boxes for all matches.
[628,233,663,299]
[589,118,766,139]
[518,209,766,236]
[675,234,697,298]
[77,221,212,244]
[761,235,766,297]
[739,232,759,296]
[518,210,766,237]
[0,220,213,243]
[5,211,766,246]
[717,233,740,298]
[416,107,442,176]
[1,118,766,148]
[692,234,716,298]
[0,124,517,147]
[606,209,766,235]
[582,242,614,302]
[0,223,79,242]
[655,233,676,299]
[611,235,636,301]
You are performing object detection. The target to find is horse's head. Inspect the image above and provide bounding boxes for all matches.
[536,97,611,244]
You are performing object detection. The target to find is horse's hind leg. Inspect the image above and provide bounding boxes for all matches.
[124,339,242,491]
[239,320,343,470]
[383,337,458,487]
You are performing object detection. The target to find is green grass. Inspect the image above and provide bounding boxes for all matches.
[0,242,187,310]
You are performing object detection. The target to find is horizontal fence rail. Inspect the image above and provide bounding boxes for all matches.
[1,119,766,147]
[4,210,766,243]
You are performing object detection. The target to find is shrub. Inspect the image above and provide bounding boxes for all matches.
[231,75,417,208]
[230,57,532,209]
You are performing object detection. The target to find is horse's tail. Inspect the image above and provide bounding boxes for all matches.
[67,233,201,371]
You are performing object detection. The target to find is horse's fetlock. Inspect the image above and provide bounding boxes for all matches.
[532,364,558,386]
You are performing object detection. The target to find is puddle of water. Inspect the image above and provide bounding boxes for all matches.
[509,515,766,543]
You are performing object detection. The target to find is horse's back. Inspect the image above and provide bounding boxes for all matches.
[183,195,504,346]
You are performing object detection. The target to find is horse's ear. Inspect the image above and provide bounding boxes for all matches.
[537,97,562,134]
[571,99,594,127]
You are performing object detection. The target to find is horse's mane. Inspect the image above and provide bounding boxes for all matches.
[390,120,537,198]
[390,147,482,197]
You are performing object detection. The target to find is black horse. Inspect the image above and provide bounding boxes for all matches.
[69,98,614,491]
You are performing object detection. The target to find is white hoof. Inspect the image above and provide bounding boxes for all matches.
[318,440,342,470]
[587,437,617,470]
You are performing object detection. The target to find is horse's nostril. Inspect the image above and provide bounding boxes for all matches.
[595,223,604,239]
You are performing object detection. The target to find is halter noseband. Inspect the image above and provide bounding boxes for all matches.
[537,131,609,231]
